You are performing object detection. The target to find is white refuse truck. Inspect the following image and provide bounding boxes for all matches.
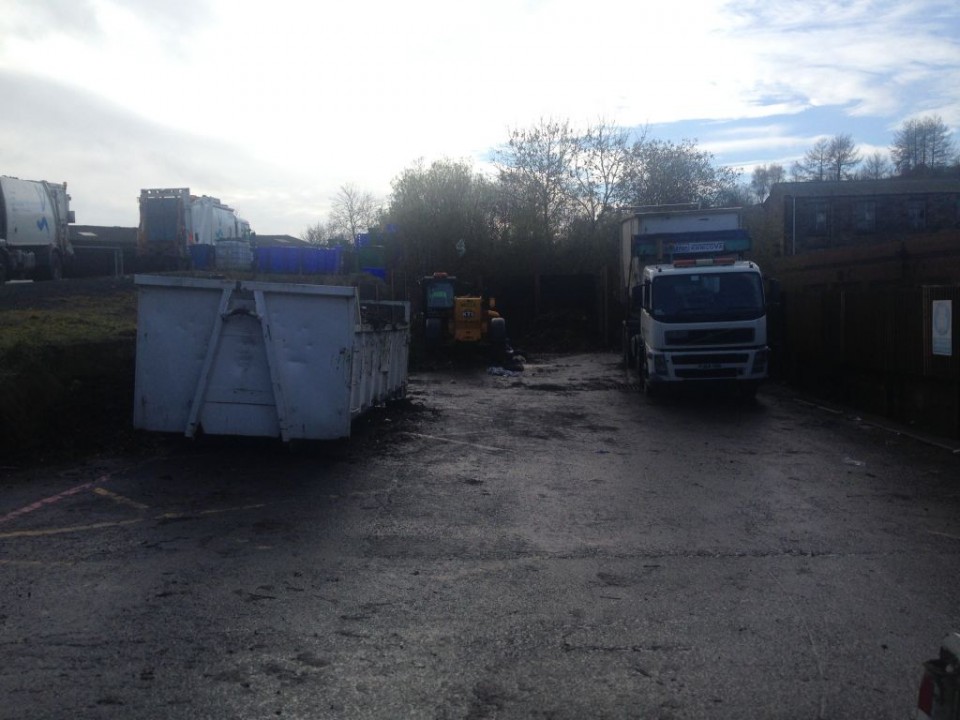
[621,205,770,398]
[0,175,75,282]
[137,188,251,270]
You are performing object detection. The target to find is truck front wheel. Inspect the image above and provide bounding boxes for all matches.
[639,354,659,399]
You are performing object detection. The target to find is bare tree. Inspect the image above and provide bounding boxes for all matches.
[792,135,860,181]
[623,138,740,207]
[827,134,861,180]
[568,119,636,228]
[494,118,576,249]
[750,163,785,202]
[857,151,893,180]
[329,184,379,244]
[792,138,831,181]
[300,220,331,245]
[891,115,956,175]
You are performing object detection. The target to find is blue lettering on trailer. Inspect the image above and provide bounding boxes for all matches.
[633,228,751,257]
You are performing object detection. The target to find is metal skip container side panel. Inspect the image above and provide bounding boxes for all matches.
[256,290,356,440]
[133,275,409,441]
[350,323,410,417]
[134,279,226,432]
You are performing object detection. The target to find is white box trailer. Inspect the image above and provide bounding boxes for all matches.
[133,275,409,440]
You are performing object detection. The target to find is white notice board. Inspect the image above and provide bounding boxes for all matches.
[932,300,953,356]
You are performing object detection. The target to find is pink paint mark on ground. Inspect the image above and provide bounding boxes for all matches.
[0,475,110,525]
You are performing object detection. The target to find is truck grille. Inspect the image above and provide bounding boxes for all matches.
[664,328,755,346]
[675,368,741,379]
[671,352,750,380]
[672,353,750,366]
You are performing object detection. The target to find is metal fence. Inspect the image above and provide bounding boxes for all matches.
[777,284,960,438]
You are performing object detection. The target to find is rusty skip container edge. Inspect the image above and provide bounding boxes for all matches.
[133,274,410,441]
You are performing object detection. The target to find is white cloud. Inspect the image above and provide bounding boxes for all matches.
[1,0,957,233]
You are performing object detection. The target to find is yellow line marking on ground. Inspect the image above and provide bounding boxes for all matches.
[401,432,506,453]
[156,504,266,520]
[0,519,144,539]
[0,504,267,539]
[928,530,960,541]
[92,487,150,510]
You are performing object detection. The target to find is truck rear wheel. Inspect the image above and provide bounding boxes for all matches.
[49,250,63,281]
[35,248,63,281]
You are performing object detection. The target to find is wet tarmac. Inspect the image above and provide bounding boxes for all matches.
[1,352,958,719]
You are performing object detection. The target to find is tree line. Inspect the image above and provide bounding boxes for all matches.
[750,114,957,201]
[306,114,957,283]
[306,119,744,282]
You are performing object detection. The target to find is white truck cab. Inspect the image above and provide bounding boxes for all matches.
[621,207,770,398]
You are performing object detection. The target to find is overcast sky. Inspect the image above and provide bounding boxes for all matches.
[1,0,958,236]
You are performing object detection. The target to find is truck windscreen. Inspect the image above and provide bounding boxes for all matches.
[652,271,764,322]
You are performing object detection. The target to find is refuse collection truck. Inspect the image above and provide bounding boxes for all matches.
[621,205,770,398]
[137,188,251,269]
[133,275,409,441]
[0,175,75,282]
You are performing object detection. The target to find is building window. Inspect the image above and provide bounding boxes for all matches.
[855,201,876,232]
[812,202,829,235]
[907,200,926,230]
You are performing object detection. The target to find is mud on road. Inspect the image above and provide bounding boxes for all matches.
[2,353,959,719]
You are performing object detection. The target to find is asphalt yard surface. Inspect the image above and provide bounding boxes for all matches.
[1,353,958,719]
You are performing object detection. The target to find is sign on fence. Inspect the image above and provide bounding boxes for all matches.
[932,300,953,357]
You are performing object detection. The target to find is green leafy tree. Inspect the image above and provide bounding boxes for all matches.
[384,158,499,282]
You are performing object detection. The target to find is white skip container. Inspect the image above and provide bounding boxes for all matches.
[133,275,409,441]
